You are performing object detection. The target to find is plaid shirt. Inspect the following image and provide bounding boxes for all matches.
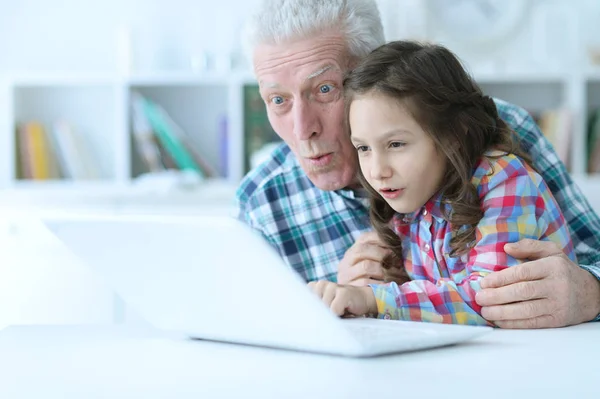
[371,153,576,325]
[235,99,600,321]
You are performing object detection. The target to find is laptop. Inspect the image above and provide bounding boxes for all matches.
[42,213,492,357]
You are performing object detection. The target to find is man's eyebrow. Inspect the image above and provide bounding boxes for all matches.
[304,65,336,81]
[259,80,280,89]
[258,64,337,89]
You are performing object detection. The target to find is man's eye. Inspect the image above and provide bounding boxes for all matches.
[319,84,332,94]
[271,96,284,105]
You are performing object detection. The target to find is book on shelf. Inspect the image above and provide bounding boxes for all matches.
[131,97,165,173]
[53,121,101,180]
[15,121,100,181]
[587,108,600,174]
[243,84,281,173]
[130,92,218,179]
[530,108,573,170]
[218,114,228,178]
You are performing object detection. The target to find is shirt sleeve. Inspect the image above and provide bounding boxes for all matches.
[579,265,600,321]
[369,155,575,326]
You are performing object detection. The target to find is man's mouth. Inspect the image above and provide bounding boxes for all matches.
[306,153,334,167]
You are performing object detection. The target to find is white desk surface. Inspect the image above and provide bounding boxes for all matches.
[0,323,597,399]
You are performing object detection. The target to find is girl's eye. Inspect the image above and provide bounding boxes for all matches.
[356,145,369,152]
[271,96,284,105]
[390,142,405,148]
[319,84,332,94]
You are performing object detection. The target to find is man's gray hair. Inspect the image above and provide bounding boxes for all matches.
[243,0,385,64]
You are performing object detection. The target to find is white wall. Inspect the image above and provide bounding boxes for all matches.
[1,0,600,77]
[0,0,260,75]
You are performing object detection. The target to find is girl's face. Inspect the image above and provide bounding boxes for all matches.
[349,92,447,214]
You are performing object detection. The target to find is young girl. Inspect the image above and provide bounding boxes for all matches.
[308,41,576,326]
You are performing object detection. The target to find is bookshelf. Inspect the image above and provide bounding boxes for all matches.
[2,70,600,203]
[0,72,260,193]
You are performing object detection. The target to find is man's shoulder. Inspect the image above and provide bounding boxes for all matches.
[493,97,530,124]
[493,97,529,119]
[235,142,310,209]
[493,97,546,156]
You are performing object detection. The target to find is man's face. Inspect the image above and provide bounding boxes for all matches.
[253,34,358,191]
[349,92,446,214]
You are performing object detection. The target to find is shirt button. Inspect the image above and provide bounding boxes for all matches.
[424,243,431,252]
[423,209,428,216]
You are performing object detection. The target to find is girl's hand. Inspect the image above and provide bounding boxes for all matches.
[337,232,389,286]
[308,281,377,317]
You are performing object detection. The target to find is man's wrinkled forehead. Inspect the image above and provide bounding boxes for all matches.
[259,63,342,89]
[254,34,349,84]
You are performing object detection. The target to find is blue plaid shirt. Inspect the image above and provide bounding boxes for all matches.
[235,99,600,321]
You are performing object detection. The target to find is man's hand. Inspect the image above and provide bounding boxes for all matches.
[476,239,600,329]
[337,232,402,286]
[308,281,377,317]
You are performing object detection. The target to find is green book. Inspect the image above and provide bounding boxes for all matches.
[243,85,280,173]
[136,94,204,176]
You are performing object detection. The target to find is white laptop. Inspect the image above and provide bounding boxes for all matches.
[42,214,492,357]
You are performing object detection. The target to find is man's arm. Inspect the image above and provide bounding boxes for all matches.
[478,100,600,326]
[477,240,600,328]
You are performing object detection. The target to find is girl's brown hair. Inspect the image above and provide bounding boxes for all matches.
[343,41,533,283]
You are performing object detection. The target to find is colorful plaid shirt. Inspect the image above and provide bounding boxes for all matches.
[235,99,600,321]
[371,153,576,325]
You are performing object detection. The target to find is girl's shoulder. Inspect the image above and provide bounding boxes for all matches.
[471,151,539,195]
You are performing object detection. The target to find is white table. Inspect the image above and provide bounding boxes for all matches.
[0,323,597,399]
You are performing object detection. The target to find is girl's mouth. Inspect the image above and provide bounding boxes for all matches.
[379,188,403,199]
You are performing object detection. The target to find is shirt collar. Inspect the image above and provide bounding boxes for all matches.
[400,193,446,224]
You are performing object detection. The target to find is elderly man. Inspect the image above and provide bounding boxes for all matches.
[235,0,600,328]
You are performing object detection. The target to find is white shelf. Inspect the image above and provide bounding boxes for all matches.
[7,74,115,87]
[0,178,238,210]
[5,179,125,191]
[126,71,258,87]
[5,71,258,87]
[474,71,566,84]
[3,68,600,196]
[2,71,264,188]
[584,70,600,81]
[127,72,231,86]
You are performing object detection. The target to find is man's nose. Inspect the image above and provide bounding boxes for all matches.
[292,101,321,140]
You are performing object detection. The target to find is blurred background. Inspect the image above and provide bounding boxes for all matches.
[1,0,600,328]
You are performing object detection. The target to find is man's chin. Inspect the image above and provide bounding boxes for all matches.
[306,169,353,191]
